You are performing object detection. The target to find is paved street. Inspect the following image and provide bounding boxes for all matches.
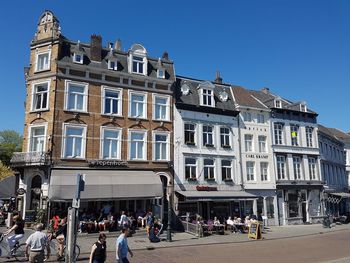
[1,224,350,262]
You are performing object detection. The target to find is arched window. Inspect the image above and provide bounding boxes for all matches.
[128,44,147,75]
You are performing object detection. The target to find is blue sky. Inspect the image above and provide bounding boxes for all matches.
[0,0,349,134]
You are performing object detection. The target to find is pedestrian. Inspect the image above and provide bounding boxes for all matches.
[55,217,67,261]
[116,228,133,263]
[89,233,107,263]
[3,214,25,257]
[25,223,50,263]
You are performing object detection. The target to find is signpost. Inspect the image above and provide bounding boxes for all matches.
[66,174,85,263]
[248,222,262,240]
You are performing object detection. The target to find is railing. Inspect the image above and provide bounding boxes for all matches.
[181,220,199,236]
[10,152,48,167]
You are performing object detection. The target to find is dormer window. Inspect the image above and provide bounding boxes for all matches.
[129,44,148,75]
[201,89,214,107]
[132,56,144,73]
[157,69,165,79]
[300,103,307,112]
[108,59,117,70]
[73,53,83,64]
[275,99,282,108]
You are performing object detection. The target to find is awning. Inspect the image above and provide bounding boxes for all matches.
[0,176,16,199]
[330,192,350,199]
[176,190,257,201]
[49,169,163,201]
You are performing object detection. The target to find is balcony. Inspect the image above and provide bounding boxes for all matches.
[10,152,49,167]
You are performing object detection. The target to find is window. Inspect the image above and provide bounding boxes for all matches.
[245,134,253,152]
[319,142,323,154]
[203,125,214,146]
[293,156,302,180]
[185,158,196,180]
[276,155,286,180]
[129,130,147,160]
[184,124,196,145]
[290,125,299,146]
[36,52,50,71]
[129,92,147,118]
[246,161,255,181]
[260,162,268,181]
[306,127,314,147]
[102,88,122,116]
[62,124,86,158]
[274,123,284,145]
[257,114,265,124]
[153,132,169,161]
[32,82,49,111]
[65,81,88,112]
[204,159,215,180]
[29,125,46,152]
[101,128,121,159]
[108,59,117,70]
[201,89,214,107]
[275,100,282,108]
[153,95,170,121]
[73,53,83,64]
[132,56,144,74]
[221,160,232,181]
[300,104,307,112]
[309,157,317,180]
[243,112,252,122]
[157,69,165,79]
[220,127,230,148]
[258,136,267,153]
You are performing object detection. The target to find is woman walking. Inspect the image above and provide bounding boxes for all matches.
[89,233,107,263]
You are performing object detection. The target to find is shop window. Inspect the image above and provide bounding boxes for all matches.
[288,193,299,218]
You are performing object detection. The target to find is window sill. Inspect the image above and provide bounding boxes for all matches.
[34,68,51,74]
[187,178,197,182]
[152,119,171,123]
[128,116,148,120]
[205,144,215,148]
[206,178,216,182]
[30,109,50,113]
[101,113,123,118]
[221,145,231,149]
[185,142,196,146]
[224,179,233,183]
[60,157,86,161]
[64,109,89,114]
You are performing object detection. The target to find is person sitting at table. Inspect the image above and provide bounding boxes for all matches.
[244,216,251,227]
[213,216,221,226]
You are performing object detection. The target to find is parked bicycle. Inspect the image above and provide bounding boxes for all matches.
[45,236,80,261]
[0,233,27,262]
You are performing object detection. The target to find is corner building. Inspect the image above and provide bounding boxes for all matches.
[11,11,175,221]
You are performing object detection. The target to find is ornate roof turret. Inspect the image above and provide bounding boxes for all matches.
[32,10,61,43]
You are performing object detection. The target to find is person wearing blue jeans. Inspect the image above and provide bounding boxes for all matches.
[116,228,133,263]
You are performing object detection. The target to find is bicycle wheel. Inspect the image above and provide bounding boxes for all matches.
[63,244,80,261]
[13,243,27,262]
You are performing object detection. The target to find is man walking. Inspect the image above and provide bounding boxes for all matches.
[116,228,133,263]
[25,223,50,263]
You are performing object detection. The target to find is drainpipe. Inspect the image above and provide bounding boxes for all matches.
[237,113,244,190]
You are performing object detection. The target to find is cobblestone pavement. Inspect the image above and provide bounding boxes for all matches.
[1,224,350,262]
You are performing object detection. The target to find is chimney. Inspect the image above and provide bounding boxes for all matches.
[215,71,222,84]
[115,39,122,51]
[261,87,270,94]
[90,34,102,61]
[162,51,169,60]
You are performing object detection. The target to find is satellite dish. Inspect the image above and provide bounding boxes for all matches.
[181,84,190,95]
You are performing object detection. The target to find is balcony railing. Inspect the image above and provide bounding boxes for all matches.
[10,152,49,167]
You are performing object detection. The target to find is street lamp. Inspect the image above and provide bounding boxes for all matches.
[167,161,174,242]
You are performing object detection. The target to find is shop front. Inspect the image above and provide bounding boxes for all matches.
[325,192,350,218]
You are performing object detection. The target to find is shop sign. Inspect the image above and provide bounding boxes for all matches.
[246,154,268,159]
[17,188,26,195]
[196,186,217,191]
[88,160,128,167]
[248,222,262,240]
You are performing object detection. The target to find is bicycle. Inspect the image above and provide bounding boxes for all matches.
[45,237,80,261]
[0,233,27,262]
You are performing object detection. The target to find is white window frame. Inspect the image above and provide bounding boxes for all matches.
[128,129,147,161]
[131,55,147,75]
[306,127,314,147]
[200,89,215,107]
[257,113,265,124]
[108,59,117,70]
[157,68,165,79]
[243,112,252,122]
[276,155,286,180]
[260,162,269,181]
[27,123,48,153]
[73,52,83,64]
[245,134,253,152]
[61,123,87,159]
[290,124,299,146]
[293,156,302,180]
[220,127,231,148]
[300,104,307,112]
[204,158,215,180]
[258,135,267,153]
[184,123,196,145]
[275,99,282,108]
[185,157,197,180]
[274,123,284,145]
[100,127,122,160]
[246,161,255,181]
[202,125,214,147]
[128,91,147,119]
[31,80,50,112]
[35,51,51,72]
[221,159,232,181]
[64,80,88,112]
[309,157,317,180]
[101,87,122,116]
[152,94,170,121]
[153,131,170,161]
